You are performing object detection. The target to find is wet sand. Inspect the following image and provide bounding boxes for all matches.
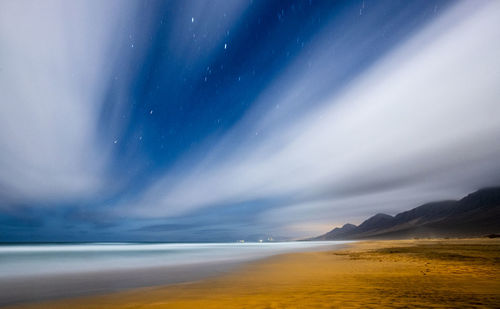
[0,261,242,306]
[7,239,500,308]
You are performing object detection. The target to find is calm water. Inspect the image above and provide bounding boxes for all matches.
[0,241,349,279]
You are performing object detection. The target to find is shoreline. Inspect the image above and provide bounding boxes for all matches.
[0,241,346,307]
[6,238,500,308]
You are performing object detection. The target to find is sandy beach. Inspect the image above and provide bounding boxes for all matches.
[7,238,500,308]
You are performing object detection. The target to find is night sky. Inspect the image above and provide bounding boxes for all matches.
[1,0,500,242]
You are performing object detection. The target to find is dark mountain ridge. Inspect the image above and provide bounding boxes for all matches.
[313,187,500,240]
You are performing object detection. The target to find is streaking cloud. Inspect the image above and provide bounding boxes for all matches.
[0,0,499,241]
[125,1,500,237]
[0,1,128,206]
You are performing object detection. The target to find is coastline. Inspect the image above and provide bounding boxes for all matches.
[0,241,345,307]
[6,238,500,308]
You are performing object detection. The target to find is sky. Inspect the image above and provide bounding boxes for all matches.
[1,0,500,242]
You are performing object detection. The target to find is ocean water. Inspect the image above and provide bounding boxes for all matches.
[0,241,349,279]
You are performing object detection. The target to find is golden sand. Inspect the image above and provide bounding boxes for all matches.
[9,239,500,308]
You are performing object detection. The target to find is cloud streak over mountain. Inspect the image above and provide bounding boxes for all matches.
[1,0,499,241]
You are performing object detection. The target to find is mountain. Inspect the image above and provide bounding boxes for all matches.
[313,187,500,240]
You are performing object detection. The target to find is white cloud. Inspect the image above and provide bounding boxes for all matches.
[0,0,255,208]
[0,1,134,205]
[128,0,500,230]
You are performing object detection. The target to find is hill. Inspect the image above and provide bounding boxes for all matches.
[313,187,500,240]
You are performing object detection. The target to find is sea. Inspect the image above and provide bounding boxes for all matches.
[0,241,350,305]
[0,241,350,278]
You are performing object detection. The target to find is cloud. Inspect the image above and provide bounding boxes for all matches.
[0,0,250,209]
[0,1,136,206]
[125,0,500,237]
[2,1,499,240]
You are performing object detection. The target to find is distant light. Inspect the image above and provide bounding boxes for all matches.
[150,110,153,115]
[191,17,194,23]
[224,43,227,50]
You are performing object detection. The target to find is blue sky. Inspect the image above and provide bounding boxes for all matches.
[1,0,500,242]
